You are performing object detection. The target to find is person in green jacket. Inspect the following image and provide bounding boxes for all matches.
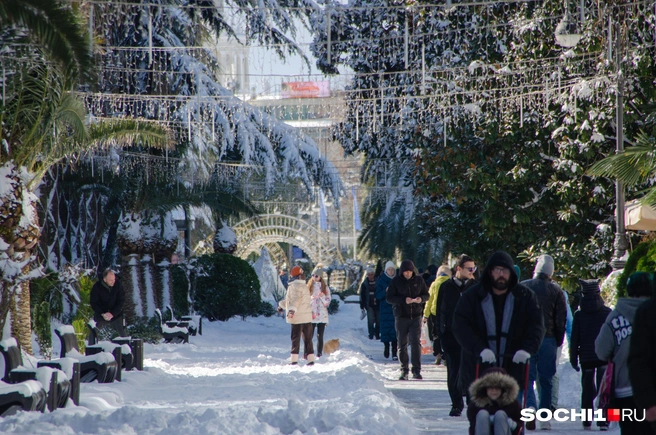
[424,265,452,365]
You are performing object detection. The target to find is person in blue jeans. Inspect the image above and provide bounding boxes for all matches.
[520,254,568,430]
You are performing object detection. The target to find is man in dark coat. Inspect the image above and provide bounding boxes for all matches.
[90,269,126,336]
[520,254,568,418]
[453,251,545,408]
[435,254,477,416]
[386,259,429,380]
[570,279,611,430]
[628,274,656,433]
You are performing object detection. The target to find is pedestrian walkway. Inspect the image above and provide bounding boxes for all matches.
[361,338,619,434]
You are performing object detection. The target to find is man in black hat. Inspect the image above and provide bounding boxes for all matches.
[453,251,545,410]
[386,259,429,380]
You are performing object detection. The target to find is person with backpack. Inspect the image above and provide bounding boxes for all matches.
[596,272,654,435]
[570,279,611,431]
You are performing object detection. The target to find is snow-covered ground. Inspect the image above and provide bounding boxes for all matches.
[1,302,618,434]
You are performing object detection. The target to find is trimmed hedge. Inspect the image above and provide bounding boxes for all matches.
[191,253,261,321]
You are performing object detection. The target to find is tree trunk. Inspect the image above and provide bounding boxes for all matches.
[11,267,33,354]
[0,162,40,351]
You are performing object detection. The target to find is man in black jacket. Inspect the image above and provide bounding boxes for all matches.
[453,251,545,413]
[90,269,126,336]
[521,254,568,419]
[435,254,477,416]
[628,279,656,433]
[386,259,429,380]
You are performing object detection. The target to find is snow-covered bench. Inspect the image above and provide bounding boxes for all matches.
[54,326,118,383]
[165,305,201,336]
[86,320,136,372]
[154,309,189,343]
[0,338,74,410]
[0,379,46,416]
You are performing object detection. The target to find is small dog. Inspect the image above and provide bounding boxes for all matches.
[322,338,340,355]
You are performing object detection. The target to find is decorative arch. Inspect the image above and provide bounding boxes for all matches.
[233,214,344,266]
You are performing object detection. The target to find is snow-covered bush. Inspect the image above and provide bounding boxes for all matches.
[191,254,261,321]
[617,240,656,299]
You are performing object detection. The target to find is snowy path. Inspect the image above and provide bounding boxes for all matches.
[0,301,619,434]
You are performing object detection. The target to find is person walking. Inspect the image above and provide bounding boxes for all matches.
[278,265,315,365]
[628,273,656,434]
[360,267,380,340]
[596,272,654,435]
[436,254,478,416]
[424,265,452,365]
[90,269,126,336]
[309,266,331,358]
[377,261,398,360]
[386,259,429,380]
[467,367,522,435]
[570,279,611,431]
[520,254,567,429]
[453,251,545,421]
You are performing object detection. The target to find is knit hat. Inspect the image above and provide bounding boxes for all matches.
[534,254,554,277]
[579,278,600,294]
[311,267,323,277]
[513,265,521,281]
[365,266,375,274]
[290,265,303,277]
[627,272,654,298]
[384,261,396,271]
[400,259,416,274]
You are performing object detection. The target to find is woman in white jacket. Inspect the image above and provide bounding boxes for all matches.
[278,265,315,365]
[309,266,331,358]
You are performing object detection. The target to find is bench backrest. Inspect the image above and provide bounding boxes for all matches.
[0,342,23,380]
[55,328,80,357]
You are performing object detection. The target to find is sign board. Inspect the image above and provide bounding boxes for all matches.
[281,81,330,99]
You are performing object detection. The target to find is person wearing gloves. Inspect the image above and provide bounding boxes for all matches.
[386,259,429,380]
[520,254,568,429]
[453,251,545,420]
[376,261,398,360]
[309,266,331,358]
[467,367,522,435]
[569,279,611,431]
[278,265,315,366]
[596,272,653,435]
[424,265,452,365]
[360,267,379,340]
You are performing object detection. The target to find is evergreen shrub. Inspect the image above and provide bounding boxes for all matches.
[256,301,276,317]
[617,241,653,298]
[127,316,163,344]
[191,253,261,321]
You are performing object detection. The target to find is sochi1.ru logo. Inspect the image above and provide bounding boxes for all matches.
[520,408,646,423]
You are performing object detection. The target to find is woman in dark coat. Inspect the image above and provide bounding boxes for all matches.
[376,261,397,360]
[467,367,522,435]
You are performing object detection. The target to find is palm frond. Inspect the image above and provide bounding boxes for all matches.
[587,132,656,186]
[87,119,173,150]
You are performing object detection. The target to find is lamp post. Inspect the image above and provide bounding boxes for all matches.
[610,11,628,270]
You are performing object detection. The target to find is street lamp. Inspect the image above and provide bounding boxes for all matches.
[554,6,627,269]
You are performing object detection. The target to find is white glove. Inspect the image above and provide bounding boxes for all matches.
[480,349,496,363]
[512,349,531,364]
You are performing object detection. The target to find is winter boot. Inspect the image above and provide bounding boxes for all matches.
[391,341,398,361]
[384,342,390,359]
[399,370,409,381]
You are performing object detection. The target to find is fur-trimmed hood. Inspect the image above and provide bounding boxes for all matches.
[468,369,519,408]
